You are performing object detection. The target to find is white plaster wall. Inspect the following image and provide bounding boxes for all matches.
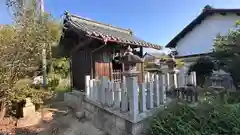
[176,13,240,56]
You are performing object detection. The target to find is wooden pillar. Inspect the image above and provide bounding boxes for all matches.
[109,62,113,81]
[141,63,144,83]
[90,53,94,79]
[121,64,125,82]
[69,57,74,91]
[139,47,143,57]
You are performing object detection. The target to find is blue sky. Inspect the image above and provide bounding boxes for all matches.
[0,0,240,52]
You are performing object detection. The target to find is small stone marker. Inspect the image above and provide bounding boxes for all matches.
[17,98,41,128]
[23,98,36,118]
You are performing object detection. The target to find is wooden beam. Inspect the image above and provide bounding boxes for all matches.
[90,54,94,79]
[110,62,113,81]
[70,38,92,55]
[140,47,143,57]
[69,57,73,91]
[141,63,144,83]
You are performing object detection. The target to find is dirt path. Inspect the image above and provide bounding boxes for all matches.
[35,101,106,135]
[1,101,106,135]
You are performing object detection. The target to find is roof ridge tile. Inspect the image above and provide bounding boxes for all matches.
[70,14,133,35]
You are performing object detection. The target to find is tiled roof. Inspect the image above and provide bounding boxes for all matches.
[64,12,161,50]
[166,5,240,48]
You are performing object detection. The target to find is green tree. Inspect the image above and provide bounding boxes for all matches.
[0,0,62,111]
[212,20,240,89]
[188,56,215,87]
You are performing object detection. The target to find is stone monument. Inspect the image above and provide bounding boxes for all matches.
[17,98,41,127]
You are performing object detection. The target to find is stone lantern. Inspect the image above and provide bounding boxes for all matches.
[144,60,162,73]
[159,60,169,72]
[119,46,143,77]
[210,75,224,89]
[119,46,143,120]
[166,59,176,71]
[159,55,178,90]
[210,70,228,89]
[168,48,178,71]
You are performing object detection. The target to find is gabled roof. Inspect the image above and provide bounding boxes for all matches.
[166,5,240,48]
[64,12,161,50]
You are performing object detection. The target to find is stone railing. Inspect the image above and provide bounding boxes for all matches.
[82,71,197,135]
[85,71,197,120]
[85,74,168,123]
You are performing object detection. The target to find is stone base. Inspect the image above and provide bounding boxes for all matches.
[83,101,151,135]
[23,105,35,118]
[17,112,41,128]
[64,90,84,111]
[64,90,85,120]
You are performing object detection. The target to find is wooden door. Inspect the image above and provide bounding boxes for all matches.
[95,62,112,79]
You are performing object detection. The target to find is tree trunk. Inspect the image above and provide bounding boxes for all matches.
[0,102,6,121]
[16,101,25,118]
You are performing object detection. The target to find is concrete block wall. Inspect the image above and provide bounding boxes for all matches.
[83,101,151,135]
[64,90,84,111]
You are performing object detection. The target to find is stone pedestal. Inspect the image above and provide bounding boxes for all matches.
[64,90,85,119]
[23,98,36,118]
[17,98,41,128]
[64,90,84,111]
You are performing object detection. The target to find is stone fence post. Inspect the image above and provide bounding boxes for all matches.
[125,73,139,121]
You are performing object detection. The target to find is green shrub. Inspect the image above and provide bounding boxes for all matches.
[47,74,60,90]
[148,91,240,135]
[148,102,240,135]
[52,57,70,78]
